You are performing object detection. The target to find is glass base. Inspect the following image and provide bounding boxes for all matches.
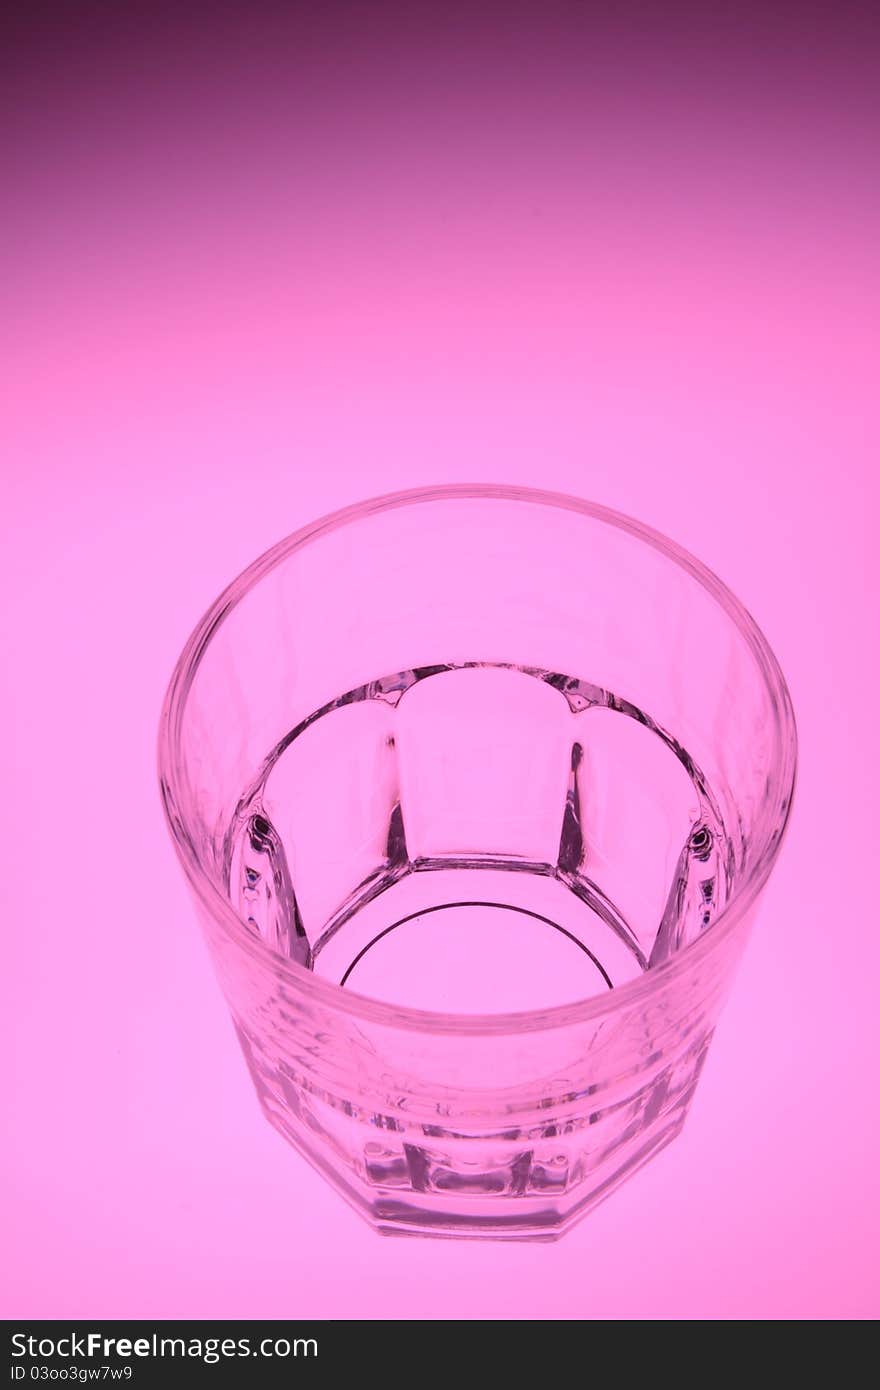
[261,1092,688,1241]
[236,1014,710,1241]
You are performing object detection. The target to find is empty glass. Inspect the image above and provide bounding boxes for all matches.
[158,486,796,1238]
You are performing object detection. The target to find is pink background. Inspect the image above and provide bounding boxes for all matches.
[2,5,878,1318]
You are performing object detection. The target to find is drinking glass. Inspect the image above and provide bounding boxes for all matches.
[158,486,796,1239]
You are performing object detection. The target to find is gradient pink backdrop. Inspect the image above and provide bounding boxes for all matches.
[2,4,878,1319]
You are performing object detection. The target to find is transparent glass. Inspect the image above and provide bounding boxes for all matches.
[158,486,796,1239]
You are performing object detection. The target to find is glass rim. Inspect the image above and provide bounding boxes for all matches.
[158,483,797,1036]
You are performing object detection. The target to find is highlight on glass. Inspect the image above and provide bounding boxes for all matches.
[158,486,796,1239]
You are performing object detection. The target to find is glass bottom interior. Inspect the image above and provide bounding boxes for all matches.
[225,661,730,1012]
